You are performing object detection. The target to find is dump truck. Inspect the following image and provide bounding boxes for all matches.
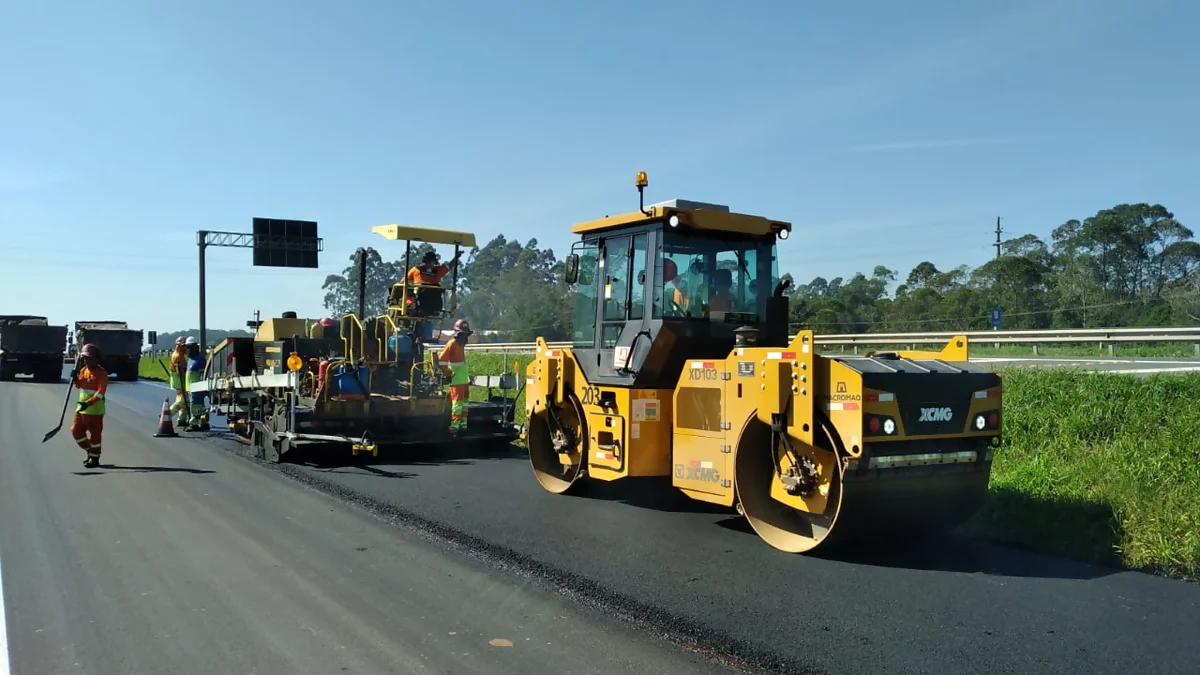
[192,224,521,461]
[0,315,69,382]
[74,321,144,381]
[523,172,1003,553]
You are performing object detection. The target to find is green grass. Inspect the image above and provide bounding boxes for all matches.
[138,354,1200,579]
[139,356,173,382]
[962,368,1200,581]
[970,343,1198,358]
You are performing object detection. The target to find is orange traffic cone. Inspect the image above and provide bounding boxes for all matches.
[153,398,178,438]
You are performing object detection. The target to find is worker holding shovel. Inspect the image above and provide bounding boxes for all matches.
[71,343,109,468]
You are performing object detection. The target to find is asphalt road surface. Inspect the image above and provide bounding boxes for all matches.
[0,378,737,675]
[4,373,1200,675]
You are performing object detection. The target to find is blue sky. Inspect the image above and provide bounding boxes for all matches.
[1,0,1194,334]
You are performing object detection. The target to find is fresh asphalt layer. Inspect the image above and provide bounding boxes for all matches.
[0,377,739,675]
[5,364,1200,674]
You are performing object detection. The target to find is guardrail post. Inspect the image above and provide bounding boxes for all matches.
[1033,344,1039,356]
[1108,343,1114,357]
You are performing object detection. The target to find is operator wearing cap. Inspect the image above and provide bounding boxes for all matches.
[406,249,463,289]
[406,250,464,342]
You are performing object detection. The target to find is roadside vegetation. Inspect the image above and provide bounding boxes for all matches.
[964,368,1200,581]
[139,353,1199,581]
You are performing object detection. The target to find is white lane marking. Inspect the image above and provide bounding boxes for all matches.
[1,545,10,675]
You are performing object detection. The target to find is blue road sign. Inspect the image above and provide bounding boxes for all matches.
[990,307,1002,329]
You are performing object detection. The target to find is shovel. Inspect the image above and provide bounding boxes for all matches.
[42,361,77,443]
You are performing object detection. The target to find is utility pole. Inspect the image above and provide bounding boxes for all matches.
[994,217,1003,259]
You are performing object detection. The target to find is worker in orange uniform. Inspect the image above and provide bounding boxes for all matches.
[71,343,109,468]
[438,318,472,435]
[168,336,189,427]
[406,249,464,289]
[406,249,464,342]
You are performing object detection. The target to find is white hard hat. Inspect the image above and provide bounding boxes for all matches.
[185,336,199,345]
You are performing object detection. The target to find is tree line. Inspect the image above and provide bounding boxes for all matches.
[315,202,1199,340]
[319,237,570,342]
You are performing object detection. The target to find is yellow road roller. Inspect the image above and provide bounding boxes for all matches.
[523,172,1003,553]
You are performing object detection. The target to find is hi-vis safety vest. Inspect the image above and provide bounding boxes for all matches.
[408,264,449,287]
[439,339,469,385]
[169,350,186,389]
[186,353,206,402]
[75,365,108,416]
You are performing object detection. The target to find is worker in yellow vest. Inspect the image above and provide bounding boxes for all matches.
[168,336,189,426]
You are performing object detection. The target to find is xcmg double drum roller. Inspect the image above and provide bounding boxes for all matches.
[523,172,1003,552]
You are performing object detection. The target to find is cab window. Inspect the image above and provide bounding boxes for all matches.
[658,231,778,323]
[571,241,600,347]
[629,234,648,320]
[603,237,631,321]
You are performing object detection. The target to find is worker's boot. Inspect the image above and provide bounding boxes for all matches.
[83,453,100,469]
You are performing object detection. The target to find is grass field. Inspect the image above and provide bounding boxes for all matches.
[138,354,1199,580]
[962,368,1200,581]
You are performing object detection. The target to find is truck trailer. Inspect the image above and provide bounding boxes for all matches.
[0,315,68,382]
[74,321,144,381]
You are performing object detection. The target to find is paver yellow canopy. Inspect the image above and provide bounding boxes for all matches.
[372,224,474,326]
[523,172,1004,552]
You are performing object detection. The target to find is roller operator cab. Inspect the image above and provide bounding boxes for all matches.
[524,172,1004,553]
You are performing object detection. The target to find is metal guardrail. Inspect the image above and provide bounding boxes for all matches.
[461,326,1200,356]
[131,326,1200,360]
